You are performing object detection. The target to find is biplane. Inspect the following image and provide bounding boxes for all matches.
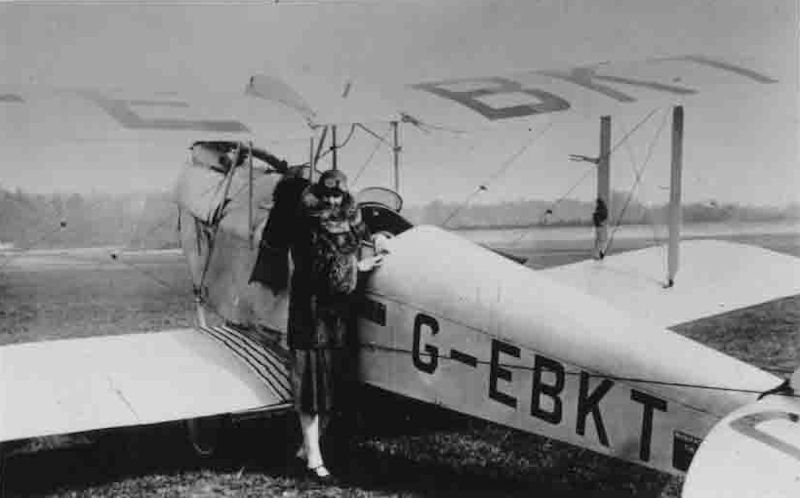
[1,1,799,496]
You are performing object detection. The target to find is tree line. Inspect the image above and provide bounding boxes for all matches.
[1,187,797,249]
[403,191,800,229]
[0,188,178,250]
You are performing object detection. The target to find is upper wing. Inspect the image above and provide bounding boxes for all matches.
[540,240,800,330]
[0,85,312,143]
[248,54,783,131]
[4,0,791,136]
[1,2,793,193]
[5,53,781,150]
[0,325,290,443]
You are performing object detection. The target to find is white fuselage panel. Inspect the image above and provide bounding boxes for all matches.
[357,226,780,475]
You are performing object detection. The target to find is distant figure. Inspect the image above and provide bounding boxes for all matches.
[286,169,382,480]
[593,198,608,260]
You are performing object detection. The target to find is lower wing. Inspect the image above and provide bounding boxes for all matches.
[540,239,800,330]
[0,325,291,443]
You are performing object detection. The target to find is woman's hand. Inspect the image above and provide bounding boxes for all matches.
[372,232,393,255]
[357,254,384,272]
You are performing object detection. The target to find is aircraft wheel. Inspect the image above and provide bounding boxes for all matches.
[186,416,226,457]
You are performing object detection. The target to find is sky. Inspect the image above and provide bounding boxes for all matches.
[0,0,797,207]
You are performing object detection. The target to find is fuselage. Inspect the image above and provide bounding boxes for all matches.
[356,225,778,475]
[176,157,778,476]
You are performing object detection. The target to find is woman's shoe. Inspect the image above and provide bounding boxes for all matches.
[295,445,307,463]
[306,464,332,482]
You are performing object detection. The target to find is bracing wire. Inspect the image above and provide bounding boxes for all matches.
[507,166,594,248]
[352,128,391,187]
[55,250,190,297]
[14,228,796,399]
[186,277,800,399]
[442,122,554,227]
[195,297,799,399]
[128,215,179,250]
[0,220,70,271]
[604,109,671,255]
[603,108,660,162]
[505,109,661,249]
[483,122,554,186]
[441,186,485,228]
[613,115,665,250]
[0,187,184,285]
[315,124,357,166]
[620,121,641,178]
[338,124,358,149]
[2,148,796,400]
[153,207,797,399]
[359,343,797,399]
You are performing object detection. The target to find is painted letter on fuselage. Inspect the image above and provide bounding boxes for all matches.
[531,354,565,425]
[489,339,520,409]
[576,372,614,447]
[412,313,439,374]
[630,389,668,462]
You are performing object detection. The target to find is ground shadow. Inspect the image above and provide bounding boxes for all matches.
[3,389,674,497]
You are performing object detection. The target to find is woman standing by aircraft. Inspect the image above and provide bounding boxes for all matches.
[263,168,384,480]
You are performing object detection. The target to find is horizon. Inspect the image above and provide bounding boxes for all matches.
[4,183,800,211]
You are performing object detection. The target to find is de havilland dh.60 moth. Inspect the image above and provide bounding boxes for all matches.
[1,1,799,496]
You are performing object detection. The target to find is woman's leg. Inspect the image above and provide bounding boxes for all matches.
[299,411,330,477]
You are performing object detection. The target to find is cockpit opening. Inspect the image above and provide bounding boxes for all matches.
[356,187,413,236]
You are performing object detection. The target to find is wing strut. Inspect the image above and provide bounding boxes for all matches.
[248,141,254,250]
[596,115,611,259]
[313,126,329,173]
[331,125,338,170]
[666,105,684,287]
[308,135,316,182]
[570,115,612,260]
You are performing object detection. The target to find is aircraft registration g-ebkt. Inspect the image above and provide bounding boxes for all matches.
[1,1,799,496]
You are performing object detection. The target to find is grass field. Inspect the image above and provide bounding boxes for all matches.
[1,232,798,497]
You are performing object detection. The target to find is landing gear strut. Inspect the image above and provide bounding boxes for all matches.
[186,416,226,457]
[195,295,208,329]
